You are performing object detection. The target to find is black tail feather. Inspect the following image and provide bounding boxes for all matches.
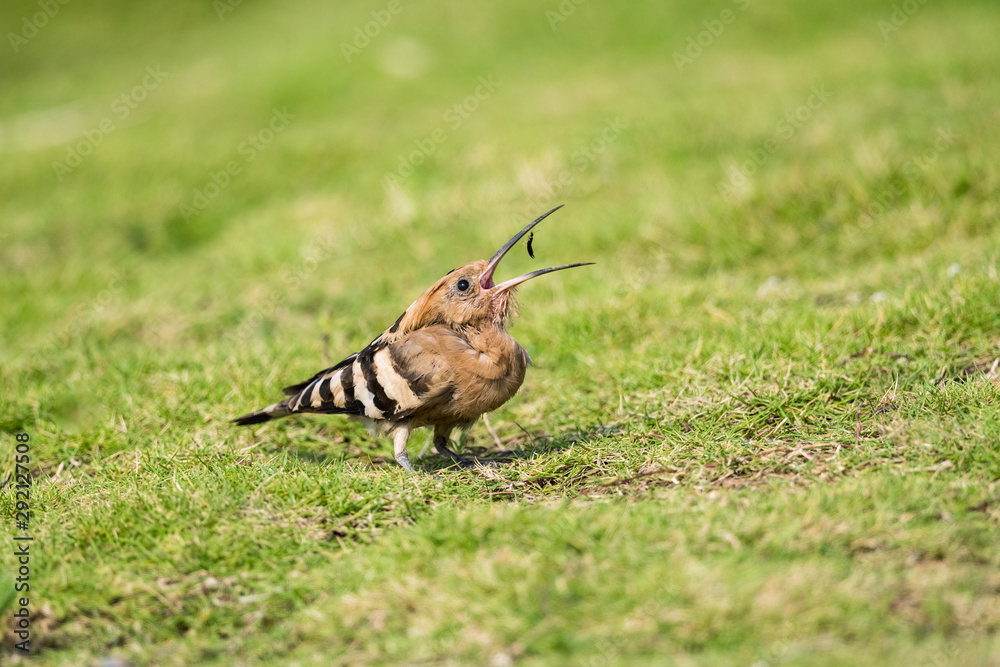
[232,399,291,426]
[281,381,310,396]
[232,411,276,426]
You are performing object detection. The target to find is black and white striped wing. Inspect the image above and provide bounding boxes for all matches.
[286,333,451,422]
[233,326,461,427]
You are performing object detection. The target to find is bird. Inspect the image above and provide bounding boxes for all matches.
[232,205,592,472]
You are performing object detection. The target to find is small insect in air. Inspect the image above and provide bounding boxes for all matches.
[527,231,535,258]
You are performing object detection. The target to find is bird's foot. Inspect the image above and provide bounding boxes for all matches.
[394,451,416,473]
[441,449,500,469]
[433,435,499,470]
[440,449,475,469]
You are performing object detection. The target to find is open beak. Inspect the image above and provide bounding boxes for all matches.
[479,205,594,292]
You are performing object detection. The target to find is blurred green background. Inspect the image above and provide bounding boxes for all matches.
[2,0,999,664]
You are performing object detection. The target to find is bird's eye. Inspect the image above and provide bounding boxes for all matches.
[456,278,471,292]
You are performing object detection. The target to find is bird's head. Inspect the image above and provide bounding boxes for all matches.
[381,206,592,339]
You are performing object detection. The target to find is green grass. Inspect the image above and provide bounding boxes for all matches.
[2,0,1000,664]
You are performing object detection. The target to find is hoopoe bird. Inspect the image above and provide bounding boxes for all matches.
[233,206,592,472]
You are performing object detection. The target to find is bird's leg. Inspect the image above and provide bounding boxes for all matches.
[393,427,415,473]
[433,425,473,468]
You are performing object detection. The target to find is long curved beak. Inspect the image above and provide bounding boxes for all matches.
[491,262,595,292]
[479,205,593,290]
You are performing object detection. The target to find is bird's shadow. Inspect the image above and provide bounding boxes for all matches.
[257,422,619,474]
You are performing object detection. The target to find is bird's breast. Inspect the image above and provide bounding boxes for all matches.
[446,329,529,418]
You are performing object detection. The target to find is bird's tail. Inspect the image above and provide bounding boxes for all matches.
[232,399,293,426]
